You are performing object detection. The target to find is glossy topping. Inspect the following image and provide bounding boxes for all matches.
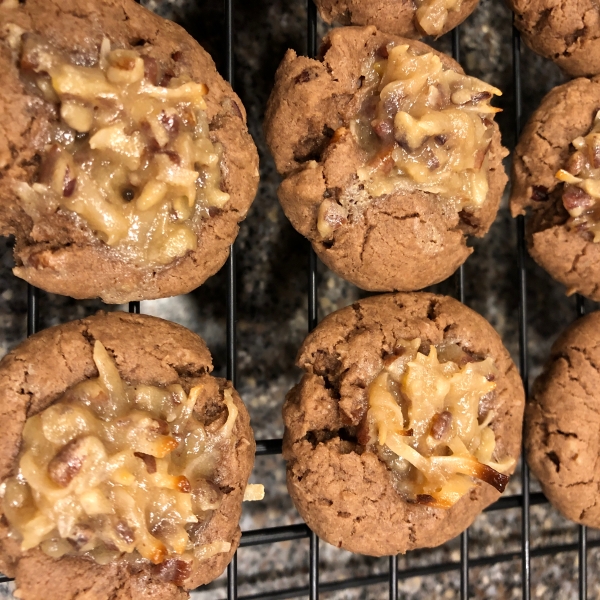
[1,341,237,577]
[415,0,463,36]
[12,33,228,267]
[317,44,500,240]
[556,110,600,242]
[361,339,513,508]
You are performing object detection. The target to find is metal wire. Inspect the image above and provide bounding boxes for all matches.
[216,537,600,600]
[305,4,320,599]
[580,525,588,600]
[512,23,532,600]
[26,285,39,337]
[234,491,550,550]
[388,555,398,600]
[224,0,238,598]
[255,439,284,455]
[576,294,587,599]
[450,24,471,600]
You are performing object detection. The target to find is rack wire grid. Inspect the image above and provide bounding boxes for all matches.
[1,0,599,598]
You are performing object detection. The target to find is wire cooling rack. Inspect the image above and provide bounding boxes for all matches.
[0,1,597,598]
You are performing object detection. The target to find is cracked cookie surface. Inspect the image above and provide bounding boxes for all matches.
[0,311,256,600]
[282,292,524,555]
[507,0,600,78]
[0,0,259,303]
[264,26,508,292]
[527,311,600,528]
[510,77,600,301]
[314,0,479,39]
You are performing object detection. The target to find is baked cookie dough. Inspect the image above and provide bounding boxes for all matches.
[265,26,508,292]
[0,0,259,303]
[314,0,479,39]
[0,311,257,599]
[508,0,600,78]
[283,292,524,555]
[510,77,600,301]
[527,311,600,528]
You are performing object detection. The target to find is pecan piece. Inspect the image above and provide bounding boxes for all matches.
[47,438,87,487]
[134,451,157,474]
[317,198,348,240]
[531,185,549,201]
[563,186,594,214]
[565,151,585,176]
[153,558,192,586]
[430,411,452,440]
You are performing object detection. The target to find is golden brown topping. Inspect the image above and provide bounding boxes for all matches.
[365,339,513,508]
[13,34,228,267]
[556,111,600,242]
[1,341,238,572]
[414,0,463,37]
[360,46,499,204]
[317,45,500,240]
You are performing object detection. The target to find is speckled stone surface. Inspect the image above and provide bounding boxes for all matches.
[1,0,599,598]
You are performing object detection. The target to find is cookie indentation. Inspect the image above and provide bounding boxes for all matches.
[364,338,512,508]
[14,35,227,267]
[3,339,236,575]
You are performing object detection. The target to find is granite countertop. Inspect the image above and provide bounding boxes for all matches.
[0,0,598,598]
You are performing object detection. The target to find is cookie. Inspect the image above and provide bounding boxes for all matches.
[510,77,600,301]
[508,0,600,78]
[283,292,524,556]
[526,311,600,528]
[314,0,479,39]
[0,0,259,303]
[0,311,257,599]
[265,26,508,292]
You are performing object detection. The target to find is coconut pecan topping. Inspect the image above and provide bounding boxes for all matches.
[1,341,239,575]
[364,339,513,508]
[12,33,228,267]
[316,43,500,240]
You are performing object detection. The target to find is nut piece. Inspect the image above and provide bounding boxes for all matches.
[47,437,88,487]
[60,101,94,133]
[317,198,348,240]
[106,49,145,84]
[243,483,265,501]
[134,451,157,474]
[414,0,462,36]
[152,558,192,586]
[430,410,452,440]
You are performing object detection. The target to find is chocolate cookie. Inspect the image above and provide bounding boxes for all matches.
[0,311,256,599]
[315,0,479,39]
[526,311,600,528]
[283,292,524,555]
[508,0,600,78]
[265,26,508,292]
[0,0,259,303]
[510,77,600,301]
